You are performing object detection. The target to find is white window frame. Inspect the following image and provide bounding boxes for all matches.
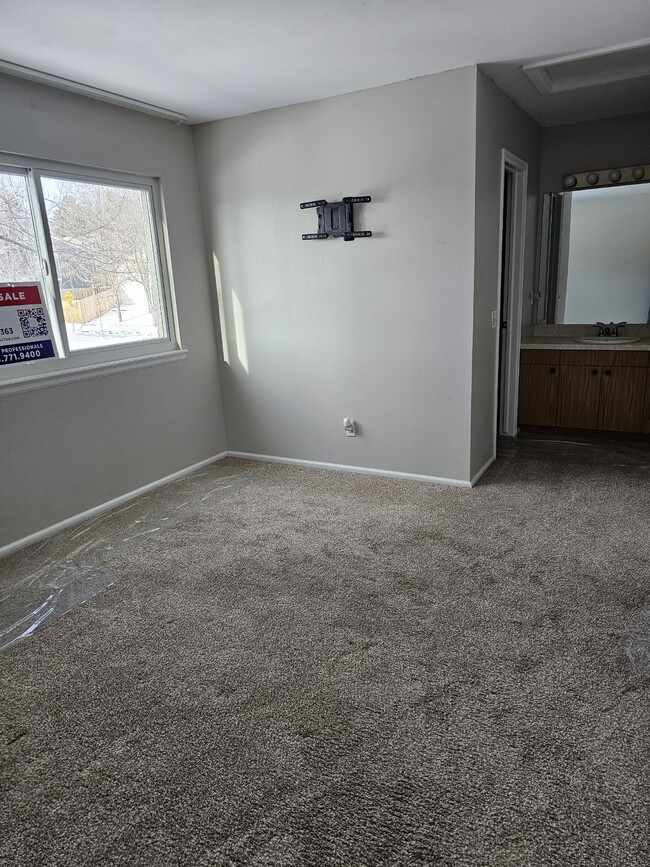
[0,153,184,396]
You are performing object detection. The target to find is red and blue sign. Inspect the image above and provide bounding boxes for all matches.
[0,283,57,366]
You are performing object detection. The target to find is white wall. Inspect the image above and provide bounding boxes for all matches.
[0,76,227,547]
[471,71,541,477]
[194,68,479,483]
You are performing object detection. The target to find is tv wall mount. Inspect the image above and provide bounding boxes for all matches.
[300,196,372,241]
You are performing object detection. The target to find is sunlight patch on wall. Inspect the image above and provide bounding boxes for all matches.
[232,288,249,373]
[212,253,230,365]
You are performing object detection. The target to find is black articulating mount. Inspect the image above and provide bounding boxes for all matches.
[300,196,372,241]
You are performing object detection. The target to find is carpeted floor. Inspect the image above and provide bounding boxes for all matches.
[1,442,649,866]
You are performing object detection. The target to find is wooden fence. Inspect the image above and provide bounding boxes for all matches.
[62,287,129,325]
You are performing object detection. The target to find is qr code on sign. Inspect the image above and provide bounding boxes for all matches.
[17,307,49,339]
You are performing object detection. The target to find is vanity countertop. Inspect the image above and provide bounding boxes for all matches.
[521,336,650,351]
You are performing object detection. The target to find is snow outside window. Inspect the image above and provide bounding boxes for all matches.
[0,156,180,391]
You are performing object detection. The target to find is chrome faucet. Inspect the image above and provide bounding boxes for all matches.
[596,321,627,336]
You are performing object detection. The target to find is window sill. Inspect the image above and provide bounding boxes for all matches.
[0,348,188,397]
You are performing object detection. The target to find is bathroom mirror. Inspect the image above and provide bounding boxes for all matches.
[542,183,650,325]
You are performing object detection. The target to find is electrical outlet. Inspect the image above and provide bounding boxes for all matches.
[491,310,498,329]
[343,417,357,437]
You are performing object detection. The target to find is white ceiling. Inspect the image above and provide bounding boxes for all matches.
[483,48,650,127]
[1,0,650,124]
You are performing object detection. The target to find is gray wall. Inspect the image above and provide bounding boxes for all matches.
[0,76,227,546]
[540,111,650,194]
[471,71,541,477]
[194,68,479,483]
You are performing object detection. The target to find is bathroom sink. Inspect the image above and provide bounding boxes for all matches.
[573,336,641,345]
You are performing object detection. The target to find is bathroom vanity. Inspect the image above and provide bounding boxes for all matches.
[518,340,650,433]
[520,165,650,436]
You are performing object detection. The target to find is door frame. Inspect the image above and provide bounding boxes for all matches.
[496,149,528,442]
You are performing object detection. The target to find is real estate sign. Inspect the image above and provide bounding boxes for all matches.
[0,283,57,366]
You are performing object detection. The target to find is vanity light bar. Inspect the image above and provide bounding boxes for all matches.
[563,164,650,191]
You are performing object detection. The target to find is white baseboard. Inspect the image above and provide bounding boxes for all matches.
[0,452,228,559]
[2,449,493,559]
[470,454,496,486]
[227,451,473,488]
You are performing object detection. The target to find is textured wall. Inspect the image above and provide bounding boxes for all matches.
[194,68,478,483]
[0,75,227,546]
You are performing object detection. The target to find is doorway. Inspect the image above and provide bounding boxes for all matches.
[497,150,528,441]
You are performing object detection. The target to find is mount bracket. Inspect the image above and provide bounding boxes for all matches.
[300,196,372,241]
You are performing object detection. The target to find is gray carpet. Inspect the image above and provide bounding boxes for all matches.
[1,443,649,866]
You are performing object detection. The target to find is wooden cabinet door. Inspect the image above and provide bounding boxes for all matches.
[598,366,647,432]
[558,365,601,429]
[642,372,650,435]
[518,364,559,426]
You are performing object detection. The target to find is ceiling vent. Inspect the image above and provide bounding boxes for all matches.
[523,41,650,94]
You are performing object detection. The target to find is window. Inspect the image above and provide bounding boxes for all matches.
[0,155,181,392]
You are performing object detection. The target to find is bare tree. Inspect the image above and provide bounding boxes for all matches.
[43,179,163,330]
[0,173,164,333]
[0,174,40,282]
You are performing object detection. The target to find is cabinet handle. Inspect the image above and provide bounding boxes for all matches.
[591,368,598,375]
[549,367,556,373]
[604,368,612,376]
